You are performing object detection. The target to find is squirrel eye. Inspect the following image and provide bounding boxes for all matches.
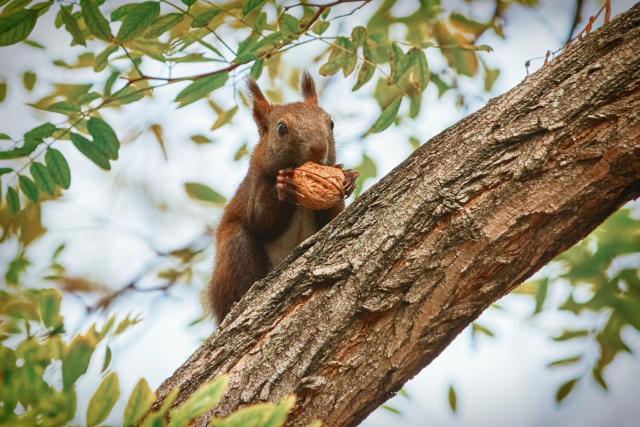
[277,122,288,137]
[330,120,334,130]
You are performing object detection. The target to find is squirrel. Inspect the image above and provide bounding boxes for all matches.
[208,72,357,324]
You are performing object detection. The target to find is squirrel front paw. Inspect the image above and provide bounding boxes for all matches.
[342,169,359,198]
[276,168,299,203]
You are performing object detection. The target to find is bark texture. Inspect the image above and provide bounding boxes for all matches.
[154,5,640,426]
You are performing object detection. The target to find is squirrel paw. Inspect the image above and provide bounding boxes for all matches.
[342,169,359,197]
[277,168,299,203]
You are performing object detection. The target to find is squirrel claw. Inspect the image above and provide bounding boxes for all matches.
[277,168,297,202]
[342,170,359,197]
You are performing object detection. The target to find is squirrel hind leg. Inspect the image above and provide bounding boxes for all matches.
[208,222,270,324]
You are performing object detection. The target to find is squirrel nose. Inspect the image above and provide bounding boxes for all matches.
[310,141,328,163]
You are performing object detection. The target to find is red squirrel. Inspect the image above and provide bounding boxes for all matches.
[208,72,357,323]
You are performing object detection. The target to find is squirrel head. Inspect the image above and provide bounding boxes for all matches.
[248,72,336,175]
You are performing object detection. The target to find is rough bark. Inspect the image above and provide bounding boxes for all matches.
[154,5,640,426]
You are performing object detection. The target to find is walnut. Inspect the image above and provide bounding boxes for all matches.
[291,162,358,210]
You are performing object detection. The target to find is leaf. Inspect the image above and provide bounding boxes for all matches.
[448,385,457,413]
[181,0,196,6]
[234,143,248,161]
[116,2,160,42]
[0,81,6,102]
[190,134,211,144]
[125,379,156,427]
[370,96,402,133]
[71,133,111,170]
[81,0,112,41]
[534,278,548,314]
[471,322,495,337]
[114,313,143,335]
[381,404,401,415]
[0,9,38,46]
[191,8,220,28]
[210,394,294,427]
[351,26,367,47]
[87,372,120,426]
[22,71,36,91]
[60,5,86,46]
[63,335,95,390]
[312,20,329,35]
[88,117,120,160]
[184,182,226,206]
[39,288,62,328]
[483,64,500,92]
[24,122,56,141]
[592,367,608,391]
[352,61,374,91]
[211,106,238,130]
[409,48,429,93]
[19,175,39,202]
[552,330,589,341]
[101,345,112,373]
[150,124,168,160]
[242,0,265,16]
[168,375,229,426]
[175,72,228,108]
[145,13,183,38]
[0,139,40,159]
[250,59,263,79]
[547,355,582,368]
[30,162,56,195]
[280,14,299,36]
[42,101,81,114]
[94,45,118,72]
[6,187,20,215]
[45,148,71,189]
[555,378,578,403]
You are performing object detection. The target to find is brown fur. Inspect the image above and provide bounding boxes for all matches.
[208,74,344,323]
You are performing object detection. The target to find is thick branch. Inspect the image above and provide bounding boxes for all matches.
[153,5,640,426]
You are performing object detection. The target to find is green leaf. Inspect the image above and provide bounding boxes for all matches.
[234,143,248,161]
[409,48,429,93]
[88,117,120,160]
[169,375,229,426]
[94,45,118,72]
[43,101,81,114]
[125,379,156,427]
[116,2,160,42]
[63,335,95,390]
[250,59,263,79]
[471,322,495,337]
[592,367,608,391]
[483,64,500,92]
[211,106,238,130]
[180,0,196,6]
[280,14,299,36]
[381,404,401,415]
[0,81,6,102]
[547,355,582,368]
[101,345,112,373]
[0,139,40,159]
[145,13,183,38]
[448,385,457,413]
[6,187,20,215]
[555,378,578,403]
[80,0,113,41]
[184,182,226,206]
[552,330,589,341]
[30,162,56,195]
[352,61,374,91]
[39,288,62,328]
[87,372,120,427]
[534,278,548,314]
[71,132,111,170]
[45,148,71,189]
[370,96,401,133]
[175,72,228,108]
[18,175,39,202]
[24,122,56,141]
[242,0,265,16]
[363,34,388,64]
[210,394,294,427]
[351,26,367,47]
[312,20,329,35]
[191,8,220,28]
[0,9,38,46]
[22,70,36,91]
[60,5,86,46]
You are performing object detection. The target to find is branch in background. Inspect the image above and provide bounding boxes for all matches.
[566,0,586,44]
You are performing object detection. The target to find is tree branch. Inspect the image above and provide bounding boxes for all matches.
[151,5,640,426]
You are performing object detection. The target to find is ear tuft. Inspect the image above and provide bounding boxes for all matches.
[301,71,318,104]
[246,79,271,135]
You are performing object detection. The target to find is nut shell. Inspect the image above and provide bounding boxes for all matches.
[291,162,347,210]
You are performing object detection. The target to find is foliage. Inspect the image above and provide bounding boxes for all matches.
[0,0,637,422]
[0,285,302,425]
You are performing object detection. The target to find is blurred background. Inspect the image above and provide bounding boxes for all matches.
[0,0,639,426]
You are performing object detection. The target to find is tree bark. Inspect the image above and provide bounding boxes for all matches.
[154,5,640,426]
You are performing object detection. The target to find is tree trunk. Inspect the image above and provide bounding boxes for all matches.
[154,5,640,426]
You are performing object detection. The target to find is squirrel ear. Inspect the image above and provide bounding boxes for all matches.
[247,79,271,134]
[301,71,318,104]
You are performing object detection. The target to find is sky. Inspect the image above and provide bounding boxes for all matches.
[0,0,639,426]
